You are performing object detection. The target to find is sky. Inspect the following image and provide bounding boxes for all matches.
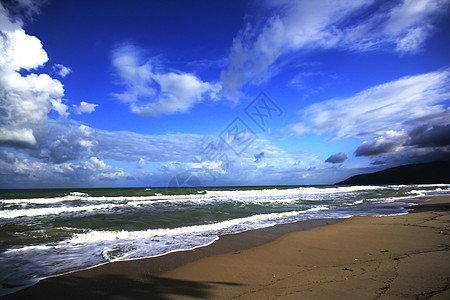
[0,0,449,188]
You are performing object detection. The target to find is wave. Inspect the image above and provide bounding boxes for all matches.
[0,185,392,205]
[2,184,448,219]
[0,203,119,218]
[65,206,330,245]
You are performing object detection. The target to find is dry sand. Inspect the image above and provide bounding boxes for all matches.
[6,196,450,299]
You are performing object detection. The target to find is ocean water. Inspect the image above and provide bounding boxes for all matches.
[0,184,449,295]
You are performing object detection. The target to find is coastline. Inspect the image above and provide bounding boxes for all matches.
[6,195,450,299]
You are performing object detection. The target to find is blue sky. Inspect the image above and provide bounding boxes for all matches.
[0,0,449,188]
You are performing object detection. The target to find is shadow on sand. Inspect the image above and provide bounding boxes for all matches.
[411,201,450,213]
[6,274,244,300]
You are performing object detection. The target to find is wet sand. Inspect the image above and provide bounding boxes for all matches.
[6,196,450,299]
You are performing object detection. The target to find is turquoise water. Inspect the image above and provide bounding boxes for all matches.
[0,184,449,295]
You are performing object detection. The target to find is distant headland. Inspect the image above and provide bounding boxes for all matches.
[336,160,450,185]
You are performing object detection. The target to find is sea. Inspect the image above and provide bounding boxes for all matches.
[1,184,449,296]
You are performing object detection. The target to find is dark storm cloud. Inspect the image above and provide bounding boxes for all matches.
[369,149,450,167]
[354,130,408,157]
[355,141,400,156]
[325,152,347,164]
[355,124,450,159]
[408,124,450,147]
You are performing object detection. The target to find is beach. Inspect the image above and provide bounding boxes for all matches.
[6,195,449,299]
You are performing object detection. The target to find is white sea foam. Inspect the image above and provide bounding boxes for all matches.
[0,205,339,292]
[2,184,447,207]
[5,244,55,253]
[2,205,337,281]
[0,185,390,206]
[66,206,330,245]
[351,200,364,205]
[414,183,450,188]
[0,204,119,218]
[68,192,89,197]
[2,198,56,204]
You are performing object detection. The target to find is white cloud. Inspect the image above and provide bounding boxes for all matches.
[53,63,72,78]
[112,45,221,117]
[51,99,69,116]
[0,71,65,147]
[33,124,98,163]
[0,2,66,148]
[395,25,431,53]
[0,151,126,187]
[81,157,126,180]
[383,0,443,35]
[93,129,204,163]
[136,158,146,168]
[2,117,204,165]
[0,127,36,146]
[73,101,98,114]
[221,0,448,98]
[289,69,450,140]
[0,27,48,71]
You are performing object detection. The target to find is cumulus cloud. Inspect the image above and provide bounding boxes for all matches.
[18,121,206,165]
[112,45,222,117]
[0,2,115,187]
[289,69,450,140]
[0,2,66,148]
[83,157,126,180]
[73,101,98,114]
[0,127,36,147]
[0,151,126,188]
[0,118,215,187]
[221,0,448,98]
[325,152,348,164]
[29,124,98,163]
[52,63,72,78]
[51,99,69,116]
[0,17,47,70]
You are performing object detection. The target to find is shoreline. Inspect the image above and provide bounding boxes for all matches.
[3,218,342,298]
[6,196,450,299]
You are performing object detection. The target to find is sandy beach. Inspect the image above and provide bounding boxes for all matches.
[7,196,450,299]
